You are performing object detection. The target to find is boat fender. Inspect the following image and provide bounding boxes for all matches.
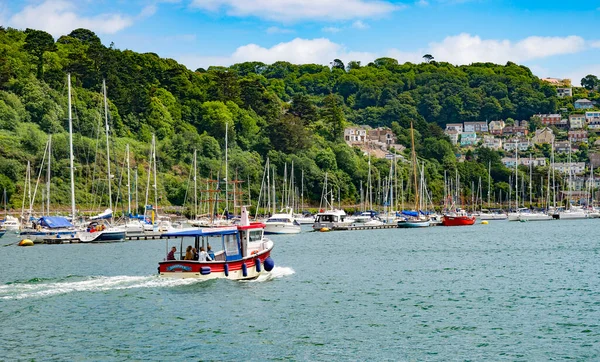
[224,264,229,277]
[255,258,262,273]
[200,266,211,275]
[263,257,275,272]
[18,239,34,247]
[242,263,248,277]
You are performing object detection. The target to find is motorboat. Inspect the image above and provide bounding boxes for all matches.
[517,210,552,221]
[508,207,529,221]
[478,209,508,221]
[558,206,588,220]
[77,220,126,243]
[350,211,384,227]
[293,213,315,225]
[312,209,353,231]
[158,206,274,280]
[264,208,301,234]
[20,216,78,242]
[442,210,476,226]
[1,215,21,232]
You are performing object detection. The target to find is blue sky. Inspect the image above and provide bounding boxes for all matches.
[2,0,599,85]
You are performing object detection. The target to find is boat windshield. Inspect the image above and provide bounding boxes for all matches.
[266,218,291,223]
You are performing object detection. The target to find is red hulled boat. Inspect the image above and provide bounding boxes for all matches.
[442,211,476,226]
[158,207,274,280]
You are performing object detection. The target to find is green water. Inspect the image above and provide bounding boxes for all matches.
[1,220,600,360]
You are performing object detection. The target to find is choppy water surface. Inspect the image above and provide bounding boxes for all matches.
[1,220,600,360]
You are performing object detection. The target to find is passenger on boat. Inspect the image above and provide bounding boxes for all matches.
[184,245,194,260]
[198,247,212,261]
[192,247,199,261]
[167,246,176,261]
[207,245,215,260]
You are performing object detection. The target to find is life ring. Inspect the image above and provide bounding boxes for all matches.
[251,250,258,255]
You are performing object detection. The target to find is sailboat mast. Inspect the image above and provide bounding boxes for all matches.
[103,79,113,212]
[411,122,418,211]
[514,141,518,210]
[225,122,228,213]
[126,144,131,216]
[193,149,197,219]
[46,134,51,214]
[529,154,532,207]
[67,73,76,221]
[487,161,491,208]
[152,134,158,217]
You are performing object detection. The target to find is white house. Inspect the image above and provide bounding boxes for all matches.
[445,128,460,145]
[569,114,586,129]
[586,111,600,122]
[460,131,478,147]
[551,162,586,175]
[344,127,368,143]
[503,138,531,151]
[463,121,488,133]
[482,135,502,150]
[557,88,573,97]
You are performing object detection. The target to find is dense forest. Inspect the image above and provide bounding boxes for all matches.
[0,26,589,215]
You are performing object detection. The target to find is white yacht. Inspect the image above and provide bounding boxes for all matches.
[558,206,588,220]
[312,209,353,231]
[293,213,315,225]
[350,212,384,226]
[264,208,301,234]
[517,211,552,221]
[1,215,21,232]
[479,209,508,221]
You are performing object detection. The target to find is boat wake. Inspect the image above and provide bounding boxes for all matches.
[0,275,200,300]
[246,266,295,283]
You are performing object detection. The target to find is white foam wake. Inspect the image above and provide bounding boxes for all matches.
[247,266,295,282]
[0,275,200,300]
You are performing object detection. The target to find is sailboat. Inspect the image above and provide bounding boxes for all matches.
[517,155,551,221]
[558,142,587,220]
[264,163,301,234]
[442,169,476,226]
[479,161,507,220]
[1,189,20,232]
[312,172,352,231]
[398,122,430,228]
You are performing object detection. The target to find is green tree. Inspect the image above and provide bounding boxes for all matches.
[23,29,56,78]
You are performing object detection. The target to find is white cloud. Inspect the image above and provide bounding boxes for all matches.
[428,33,586,64]
[564,65,600,87]
[176,33,595,76]
[7,0,146,37]
[322,26,341,33]
[416,0,429,6]
[266,26,294,34]
[591,40,600,48]
[189,0,402,21]
[178,37,376,69]
[352,20,369,29]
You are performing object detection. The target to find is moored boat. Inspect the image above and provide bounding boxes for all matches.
[312,209,352,231]
[442,211,476,226]
[158,207,274,280]
[478,209,508,221]
[264,207,301,234]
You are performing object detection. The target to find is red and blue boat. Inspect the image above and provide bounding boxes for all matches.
[158,207,274,280]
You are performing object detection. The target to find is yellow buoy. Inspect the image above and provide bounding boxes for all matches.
[481,220,489,225]
[320,227,330,232]
[18,239,34,247]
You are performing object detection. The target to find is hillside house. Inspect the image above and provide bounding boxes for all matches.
[463,121,488,133]
[368,127,397,145]
[482,135,502,150]
[568,130,588,144]
[586,111,600,121]
[344,127,369,143]
[537,113,562,126]
[588,117,600,131]
[502,125,528,137]
[557,88,573,97]
[445,128,460,145]
[460,132,478,147]
[445,123,463,132]
[554,141,573,153]
[551,162,586,175]
[503,138,531,152]
[532,127,555,144]
[574,99,594,110]
[501,157,546,168]
[488,120,505,135]
[569,114,586,129]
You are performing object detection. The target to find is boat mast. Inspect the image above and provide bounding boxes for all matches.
[193,149,197,219]
[224,122,228,214]
[126,144,131,216]
[144,134,153,220]
[46,134,51,214]
[514,140,518,211]
[529,153,532,207]
[103,79,113,213]
[411,122,418,211]
[67,73,76,222]
[152,134,158,217]
[487,161,491,208]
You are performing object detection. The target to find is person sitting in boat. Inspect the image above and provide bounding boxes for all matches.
[192,247,199,261]
[166,246,176,261]
[198,247,213,262]
[184,245,194,260]
[207,245,215,260]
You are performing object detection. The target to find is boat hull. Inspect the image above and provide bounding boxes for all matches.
[397,219,430,228]
[479,213,508,220]
[518,213,552,221]
[442,215,476,226]
[264,223,301,234]
[158,251,272,280]
[78,230,126,243]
